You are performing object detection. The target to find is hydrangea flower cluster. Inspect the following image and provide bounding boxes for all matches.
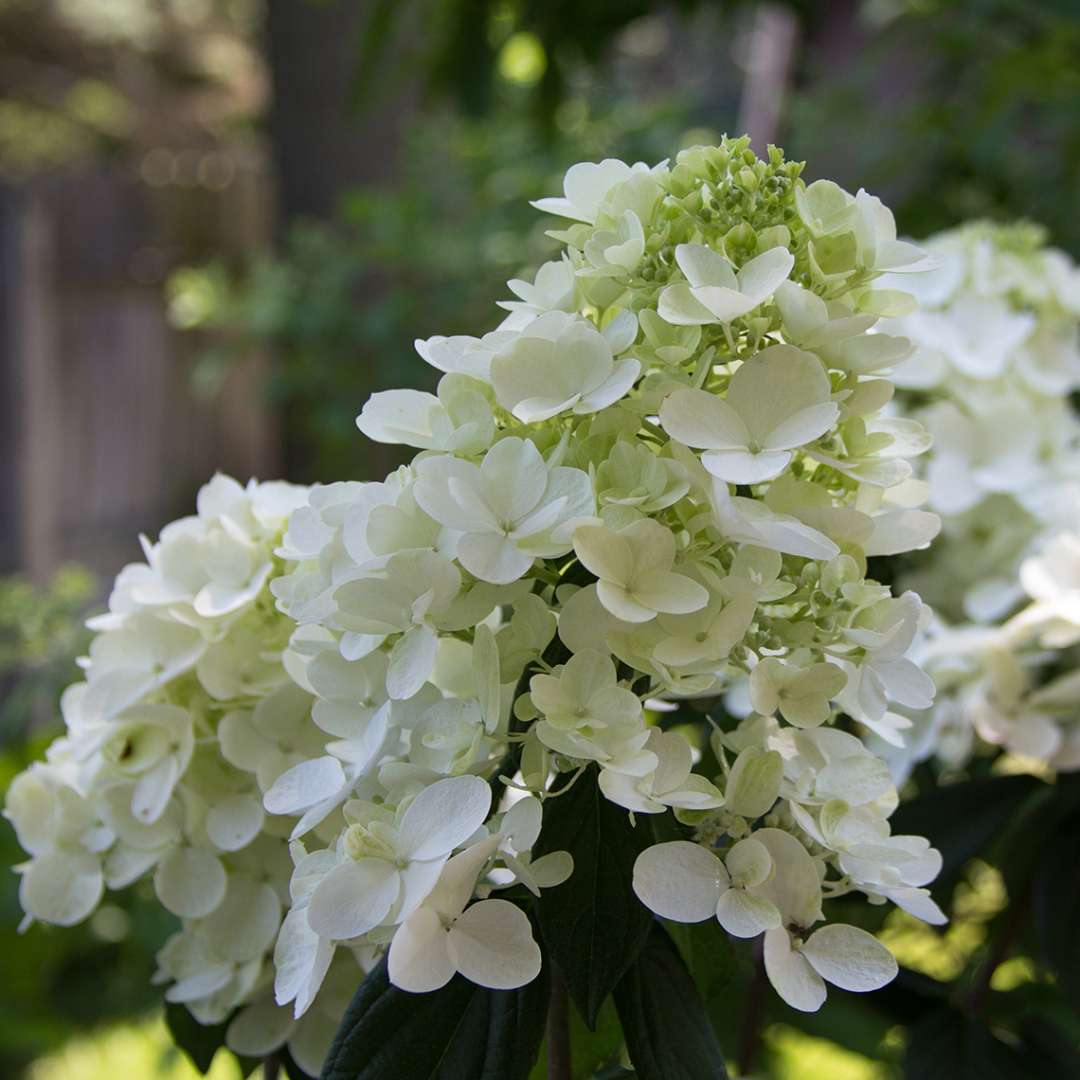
[272,138,946,1018]
[3,476,361,1073]
[884,222,1080,623]
[8,139,953,1073]
[870,224,1080,778]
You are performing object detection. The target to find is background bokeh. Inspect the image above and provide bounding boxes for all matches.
[2,1,1078,1076]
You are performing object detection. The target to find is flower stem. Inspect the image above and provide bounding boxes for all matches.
[737,936,767,1076]
[546,967,572,1080]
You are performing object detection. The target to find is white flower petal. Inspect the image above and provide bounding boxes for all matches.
[264,756,347,817]
[701,448,792,485]
[154,847,227,918]
[288,1010,338,1077]
[633,841,726,922]
[502,795,543,851]
[736,246,794,301]
[388,907,456,993]
[657,283,719,326]
[274,907,335,1016]
[886,886,947,925]
[459,532,534,585]
[660,389,750,451]
[387,624,439,700]
[574,525,633,586]
[716,888,781,938]
[227,997,297,1058]
[800,924,898,992]
[530,851,574,888]
[630,572,709,615]
[748,829,822,929]
[207,794,265,852]
[447,899,542,989]
[20,852,103,927]
[727,346,831,446]
[397,775,492,861]
[763,927,827,1012]
[202,875,282,962]
[763,403,839,451]
[725,837,773,888]
[675,244,737,290]
[356,389,441,448]
[307,859,400,940]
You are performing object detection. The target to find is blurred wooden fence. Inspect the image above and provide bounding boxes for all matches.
[1,158,278,586]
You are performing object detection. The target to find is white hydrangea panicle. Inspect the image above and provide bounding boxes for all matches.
[9,139,952,1056]
[876,222,1080,778]
[268,137,943,1017]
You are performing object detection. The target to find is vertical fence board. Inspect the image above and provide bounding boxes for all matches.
[4,158,276,585]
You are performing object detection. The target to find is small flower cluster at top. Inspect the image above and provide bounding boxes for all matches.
[3,476,357,1074]
[867,224,1080,779]
[271,138,946,1017]
[5,139,950,1070]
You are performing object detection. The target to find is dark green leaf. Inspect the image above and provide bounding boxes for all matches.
[1032,811,1080,1002]
[890,774,1045,890]
[904,1009,1029,1080]
[321,953,548,1080]
[865,966,950,1025]
[164,1003,230,1075]
[613,924,728,1080]
[280,1050,315,1080]
[1015,1015,1080,1074]
[532,766,659,1028]
[663,917,737,1009]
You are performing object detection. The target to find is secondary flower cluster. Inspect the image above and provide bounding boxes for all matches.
[870,224,1080,778]
[3,476,360,1074]
[7,139,951,1070]
[885,221,1080,623]
[271,138,945,1017]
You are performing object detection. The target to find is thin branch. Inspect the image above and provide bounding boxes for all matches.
[546,966,572,1080]
[737,936,768,1077]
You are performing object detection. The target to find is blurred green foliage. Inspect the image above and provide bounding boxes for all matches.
[169,94,710,481]
[171,0,1080,485]
[0,0,262,180]
[787,0,1080,256]
[0,567,95,739]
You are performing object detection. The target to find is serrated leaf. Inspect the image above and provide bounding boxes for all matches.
[612,924,728,1080]
[321,954,548,1080]
[532,766,659,1028]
